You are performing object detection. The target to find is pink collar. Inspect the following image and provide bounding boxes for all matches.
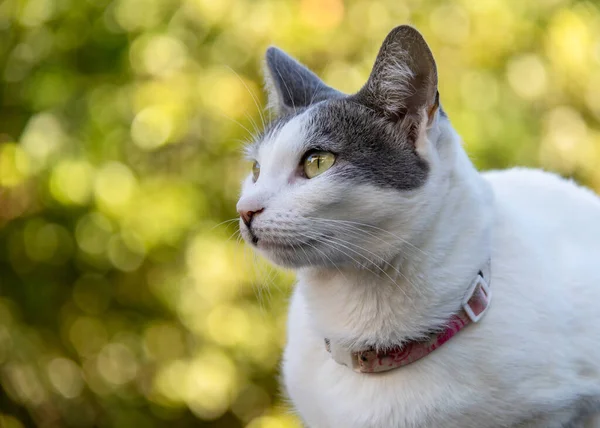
[325,261,492,373]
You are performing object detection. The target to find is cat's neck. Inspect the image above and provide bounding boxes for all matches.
[296,127,494,351]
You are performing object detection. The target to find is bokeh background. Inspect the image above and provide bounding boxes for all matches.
[1,0,600,426]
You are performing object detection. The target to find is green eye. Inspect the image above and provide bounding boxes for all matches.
[303,151,336,179]
[252,161,260,182]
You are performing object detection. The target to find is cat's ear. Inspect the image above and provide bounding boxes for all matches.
[264,46,342,116]
[355,26,439,122]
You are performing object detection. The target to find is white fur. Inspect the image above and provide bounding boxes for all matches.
[238,107,600,427]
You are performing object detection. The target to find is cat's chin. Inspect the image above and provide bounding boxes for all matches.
[240,227,357,269]
[250,240,337,270]
[255,242,319,269]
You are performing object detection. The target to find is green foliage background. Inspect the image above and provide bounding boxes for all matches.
[1,0,600,427]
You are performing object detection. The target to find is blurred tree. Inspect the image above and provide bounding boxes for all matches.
[0,0,599,427]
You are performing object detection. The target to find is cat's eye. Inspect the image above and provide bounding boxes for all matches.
[252,161,260,182]
[303,151,336,179]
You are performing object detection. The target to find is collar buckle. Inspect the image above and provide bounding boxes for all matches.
[461,272,491,323]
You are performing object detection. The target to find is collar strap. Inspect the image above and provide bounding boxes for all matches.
[325,260,492,373]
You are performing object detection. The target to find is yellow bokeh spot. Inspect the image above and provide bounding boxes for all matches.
[547,10,591,75]
[323,62,363,94]
[75,212,114,256]
[20,112,65,170]
[131,106,174,150]
[200,69,258,119]
[97,343,138,385]
[184,234,255,307]
[143,35,187,77]
[23,220,71,263]
[506,54,548,100]
[69,316,108,357]
[49,159,95,205]
[246,413,303,428]
[143,322,185,361]
[0,414,25,428]
[183,0,234,25]
[153,359,189,404]
[17,0,55,27]
[3,363,46,405]
[107,234,145,272]
[120,181,199,248]
[0,143,30,188]
[94,162,137,213]
[300,0,344,29]
[206,304,251,347]
[348,2,408,38]
[430,4,470,45]
[540,106,589,172]
[47,358,84,399]
[113,0,163,31]
[460,71,499,111]
[184,348,239,420]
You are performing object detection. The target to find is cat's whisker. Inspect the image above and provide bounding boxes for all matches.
[303,218,423,259]
[297,229,399,280]
[295,232,350,282]
[217,111,254,135]
[248,209,427,257]
[226,229,241,243]
[264,253,281,291]
[212,217,241,232]
[244,112,261,136]
[306,217,429,257]
[293,235,314,267]
[243,240,263,308]
[299,229,405,293]
[319,233,421,297]
[251,250,271,311]
[225,65,267,131]
[255,251,276,294]
[298,231,366,269]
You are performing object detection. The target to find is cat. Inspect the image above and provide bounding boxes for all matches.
[236,25,600,428]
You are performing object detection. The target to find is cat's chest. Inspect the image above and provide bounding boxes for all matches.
[281,287,492,428]
[281,280,600,428]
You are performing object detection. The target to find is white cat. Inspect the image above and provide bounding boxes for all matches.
[237,25,600,427]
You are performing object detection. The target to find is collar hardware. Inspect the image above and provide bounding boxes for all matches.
[325,260,492,374]
[462,271,491,323]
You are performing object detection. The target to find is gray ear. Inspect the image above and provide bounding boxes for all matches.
[355,26,438,122]
[264,47,343,115]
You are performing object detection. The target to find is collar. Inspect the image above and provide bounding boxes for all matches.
[325,259,492,373]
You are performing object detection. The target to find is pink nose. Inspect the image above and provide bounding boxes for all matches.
[239,208,264,226]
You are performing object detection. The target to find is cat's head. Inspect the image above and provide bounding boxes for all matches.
[237,26,456,269]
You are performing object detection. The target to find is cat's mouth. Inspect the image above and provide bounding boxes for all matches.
[240,221,342,268]
[249,230,259,245]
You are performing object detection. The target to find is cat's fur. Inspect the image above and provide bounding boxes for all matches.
[237,26,600,427]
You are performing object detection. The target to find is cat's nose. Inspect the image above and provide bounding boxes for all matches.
[239,208,264,227]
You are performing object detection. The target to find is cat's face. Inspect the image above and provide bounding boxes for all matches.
[237,26,448,269]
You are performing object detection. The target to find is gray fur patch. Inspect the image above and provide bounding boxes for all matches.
[249,95,430,191]
[304,98,429,190]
